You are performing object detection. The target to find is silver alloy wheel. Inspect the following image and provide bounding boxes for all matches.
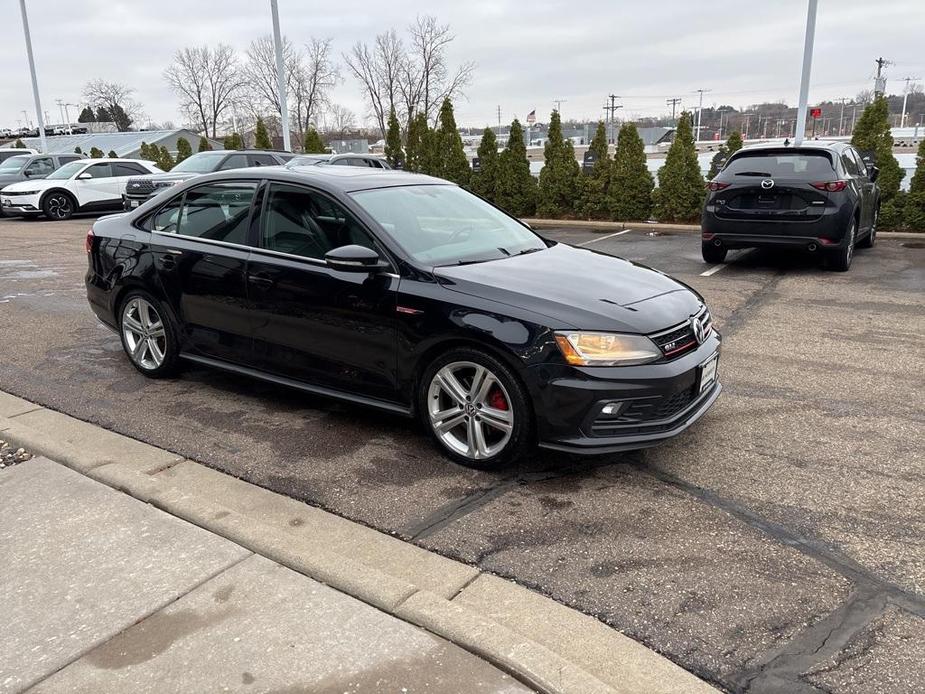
[46,194,72,219]
[121,297,167,370]
[427,361,514,461]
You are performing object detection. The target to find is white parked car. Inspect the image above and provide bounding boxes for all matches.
[0,158,161,220]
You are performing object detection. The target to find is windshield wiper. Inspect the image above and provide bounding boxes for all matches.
[734,171,773,176]
[513,247,544,256]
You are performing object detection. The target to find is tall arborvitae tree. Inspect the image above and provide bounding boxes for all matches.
[495,119,536,216]
[175,137,192,163]
[609,122,654,221]
[654,112,704,222]
[73,146,82,154]
[472,128,499,202]
[420,127,443,177]
[404,112,428,173]
[707,130,744,180]
[254,117,272,150]
[537,110,581,217]
[13,139,26,149]
[576,121,611,219]
[198,136,212,152]
[77,106,95,123]
[89,147,104,159]
[384,108,404,169]
[852,96,903,201]
[906,136,925,195]
[107,150,118,158]
[435,98,470,185]
[902,138,925,230]
[157,146,175,171]
[303,128,327,153]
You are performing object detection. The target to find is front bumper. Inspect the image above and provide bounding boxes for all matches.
[530,332,722,455]
[1,193,42,215]
[122,193,155,211]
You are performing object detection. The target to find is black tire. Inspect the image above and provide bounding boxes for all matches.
[857,207,878,249]
[117,290,181,378]
[828,217,856,272]
[418,347,534,469]
[41,191,76,221]
[702,242,728,264]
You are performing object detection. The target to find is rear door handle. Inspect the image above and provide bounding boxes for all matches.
[158,250,181,269]
[247,272,274,289]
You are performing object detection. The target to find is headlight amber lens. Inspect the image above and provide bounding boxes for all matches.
[555,331,661,366]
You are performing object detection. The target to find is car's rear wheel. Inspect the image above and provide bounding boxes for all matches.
[42,192,75,221]
[857,207,878,249]
[702,242,727,264]
[118,291,180,377]
[828,218,856,272]
[419,348,533,469]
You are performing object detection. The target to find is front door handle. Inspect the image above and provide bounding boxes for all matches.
[247,272,274,289]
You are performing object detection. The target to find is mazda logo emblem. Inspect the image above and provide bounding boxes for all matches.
[691,317,706,345]
[761,179,775,189]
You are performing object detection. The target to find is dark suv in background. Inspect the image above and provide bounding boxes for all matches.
[701,141,880,271]
[0,152,85,191]
[122,149,295,210]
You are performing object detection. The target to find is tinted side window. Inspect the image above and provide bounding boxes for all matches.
[151,182,257,243]
[25,157,55,176]
[84,163,113,178]
[850,149,867,177]
[57,155,81,165]
[330,158,355,167]
[261,183,376,260]
[841,153,860,176]
[217,154,249,171]
[249,154,277,167]
[113,163,148,177]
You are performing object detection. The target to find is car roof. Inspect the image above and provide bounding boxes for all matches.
[736,140,851,154]
[191,164,447,193]
[195,149,288,156]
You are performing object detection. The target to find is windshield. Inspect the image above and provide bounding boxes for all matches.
[723,151,834,177]
[171,152,228,173]
[45,161,86,180]
[0,156,29,172]
[350,184,546,266]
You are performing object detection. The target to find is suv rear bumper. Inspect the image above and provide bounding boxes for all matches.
[702,204,852,250]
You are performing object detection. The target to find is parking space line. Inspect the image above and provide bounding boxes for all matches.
[700,249,754,276]
[576,229,632,246]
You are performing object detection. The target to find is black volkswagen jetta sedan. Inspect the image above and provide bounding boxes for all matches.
[701,141,880,271]
[86,166,721,468]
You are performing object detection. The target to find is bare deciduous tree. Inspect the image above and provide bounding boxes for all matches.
[344,16,474,138]
[291,38,340,139]
[242,35,298,123]
[81,80,144,131]
[325,103,357,135]
[164,44,243,138]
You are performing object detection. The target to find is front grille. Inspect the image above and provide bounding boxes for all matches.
[649,306,712,361]
[126,178,156,195]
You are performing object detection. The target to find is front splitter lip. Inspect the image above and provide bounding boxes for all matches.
[538,381,722,455]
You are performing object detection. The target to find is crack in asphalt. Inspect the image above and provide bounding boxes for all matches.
[718,269,786,338]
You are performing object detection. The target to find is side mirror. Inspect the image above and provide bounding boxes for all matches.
[22,170,34,177]
[868,165,880,182]
[76,172,92,180]
[324,244,388,273]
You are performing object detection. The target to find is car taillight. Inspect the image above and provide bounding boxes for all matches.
[810,181,848,192]
[85,227,94,253]
[707,181,730,191]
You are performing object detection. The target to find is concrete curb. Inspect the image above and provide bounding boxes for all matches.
[0,389,717,694]
[523,217,925,239]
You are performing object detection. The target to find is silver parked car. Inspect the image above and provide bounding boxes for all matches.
[0,152,86,191]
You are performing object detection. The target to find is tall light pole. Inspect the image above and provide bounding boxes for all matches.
[18,0,47,152]
[793,0,818,146]
[900,77,920,128]
[270,0,291,151]
[694,88,711,142]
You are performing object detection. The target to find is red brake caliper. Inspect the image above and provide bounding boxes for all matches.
[488,386,508,411]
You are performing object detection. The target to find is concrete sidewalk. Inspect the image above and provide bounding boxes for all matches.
[2,458,530,693]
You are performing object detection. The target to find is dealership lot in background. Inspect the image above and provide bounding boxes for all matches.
[1,216,922,692]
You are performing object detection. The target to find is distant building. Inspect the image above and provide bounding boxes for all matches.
[0,129,221,158]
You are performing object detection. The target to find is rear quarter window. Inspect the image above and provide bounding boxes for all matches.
[723,152,835,178]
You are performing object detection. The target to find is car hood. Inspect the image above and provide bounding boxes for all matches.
[1,178,57,193]
[434,242,704,334]
[129,172,200,183]
[0,174,26,186]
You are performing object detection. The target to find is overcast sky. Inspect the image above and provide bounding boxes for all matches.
[2,0,924,131]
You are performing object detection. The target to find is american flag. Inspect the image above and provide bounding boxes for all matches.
[526,110,536,124]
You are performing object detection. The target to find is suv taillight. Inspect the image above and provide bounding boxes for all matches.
[85,227,94,253]
[707,181,730,191]
[810,181,848,192]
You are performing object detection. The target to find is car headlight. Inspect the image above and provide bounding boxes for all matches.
[153,180,181,188]
[554,331,661,366]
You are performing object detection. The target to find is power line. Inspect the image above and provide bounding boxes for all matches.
[603,94,622,144]
[666,97,682,122]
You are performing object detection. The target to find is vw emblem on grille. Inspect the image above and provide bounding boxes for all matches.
[691,317,706,344]
[760,179,775,189]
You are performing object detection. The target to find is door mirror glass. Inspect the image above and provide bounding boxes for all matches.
[868,165,879,182]
[76,172,92,180]
[325,244,387,272]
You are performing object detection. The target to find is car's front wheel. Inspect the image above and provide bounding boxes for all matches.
[702,242,727,264]
[828,218,856,272]
[42,192,75,220]
[118,291,180,377]
[419,348,533,468]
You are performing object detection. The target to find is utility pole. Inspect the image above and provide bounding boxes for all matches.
[835,97,849,136]
[603,94,622,144]
[496,105,501,128]
[874,56,891,95]
[55,99,65,126]
[18,0,47,152]
[269,0,290,151]
[742,113,752,140]
[694,88,711,142]
[666,97,681,123]
[793,0,817,146]
[900,76,920,128]
[553,99,567,118]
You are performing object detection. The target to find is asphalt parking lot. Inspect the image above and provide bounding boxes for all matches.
[1,214,923,693]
